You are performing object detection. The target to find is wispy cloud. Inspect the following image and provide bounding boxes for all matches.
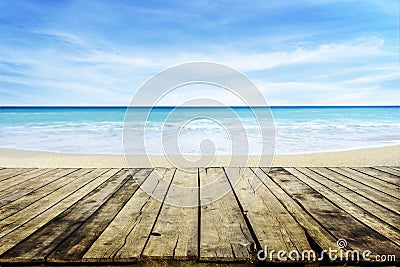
[0,0,398,105]
[257,81,399,105]
[343,71,399,84]
[212,38,387,72]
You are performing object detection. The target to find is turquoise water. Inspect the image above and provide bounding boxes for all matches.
[1,106,399,154]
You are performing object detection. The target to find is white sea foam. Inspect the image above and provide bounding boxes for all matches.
[1,107,399,154]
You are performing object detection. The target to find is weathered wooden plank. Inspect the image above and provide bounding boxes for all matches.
[0,169,93,220]
[321,168,400,214]
[308,168,400,231]
[0,166,398,265]
[0,168,118,255]
[289,168,400,246]
[255,168,339,255]
[0,168,109,239]
[83,168,173,262]
[225,167,311,262]
[390,166,400,172]
[326,167,399,198]
[199,167,254,262]
[1,169,141,262]
[0,168,80,208]
[142,168,198,260]
[48,168,153,262]
[0,168,56,194]
[0,168,36,182]
[374,166,400,177]
[264,167,400,257]
[350,167,400,186]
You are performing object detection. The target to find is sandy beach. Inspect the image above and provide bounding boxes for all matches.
[0,145,398,168]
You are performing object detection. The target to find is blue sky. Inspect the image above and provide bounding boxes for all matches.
[0,0,399,106]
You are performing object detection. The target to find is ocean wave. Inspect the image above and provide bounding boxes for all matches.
[1,107,399,154]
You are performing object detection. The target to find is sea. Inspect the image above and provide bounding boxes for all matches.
[0,106,399,155]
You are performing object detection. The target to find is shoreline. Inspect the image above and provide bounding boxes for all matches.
[0,145,399,167]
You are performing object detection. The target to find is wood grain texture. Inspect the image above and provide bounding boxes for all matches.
[225,167,311,262]
[1,169,140,262]
[83,168,173,262]
[0,168,108,239]
[289,168,400,246]
[256,168,339,253]
[325,167,399,198]
[325,167,400,214]
[47,168,153,262]
[265,167,400,257]
[0,169,93,220]
[0,167,398,264]
[199,167,255,262]
[0,168,118,256]
[389,166,400,172]
[0,168,80,208]
[351,167,400,186]
[0,168,57,194]
[142,168,198,260]
[373,166,400,177]
[0,168,36,182]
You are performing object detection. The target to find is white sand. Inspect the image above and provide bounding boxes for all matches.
[0,145,399,168]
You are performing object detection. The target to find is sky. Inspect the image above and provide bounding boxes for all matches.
[0,0,399,106]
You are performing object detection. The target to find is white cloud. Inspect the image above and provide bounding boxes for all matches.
[34,29,87,46]
[0,30,396,106]
[214,37,386,72]
[56,34,387,73]
[255,76,399,106]
[343,71,399,84]
[309,64,398,80]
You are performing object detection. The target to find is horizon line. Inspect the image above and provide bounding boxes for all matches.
[1,105,399,108]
